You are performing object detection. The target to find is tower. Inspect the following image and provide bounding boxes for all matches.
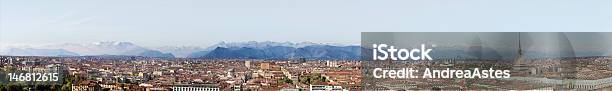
[516,33,525,65]
[513,33,529,76]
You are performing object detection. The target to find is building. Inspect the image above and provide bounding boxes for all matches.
[245,61,251,69]
[326,61,339,67]
[170,84,220,91]
[72,80,102,91]
[280,88,300,91]
[310,84,346,91]
[260,63,270,70]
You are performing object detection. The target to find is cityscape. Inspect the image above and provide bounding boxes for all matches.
[0,56,362,91]
[4,32,612,90]
[1,33,612,91]
[3,54,612,90]
[3,0,612,90]
[0,41,364,91]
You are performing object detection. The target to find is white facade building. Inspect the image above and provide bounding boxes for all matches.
[170,84,220,91]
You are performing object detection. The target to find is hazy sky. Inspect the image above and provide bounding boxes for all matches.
[1,0,611,47]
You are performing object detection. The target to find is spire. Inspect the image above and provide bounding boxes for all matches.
[515,33,525,65]
[518,33,522,55]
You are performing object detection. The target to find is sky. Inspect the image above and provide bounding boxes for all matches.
[1,0,612,48]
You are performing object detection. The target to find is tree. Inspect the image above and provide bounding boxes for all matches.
[0,85,5,91]
[61,82,71,91]
[282,77,293,83]
[299,73,328,85]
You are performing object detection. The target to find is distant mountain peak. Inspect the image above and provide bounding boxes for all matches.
[90,41,136,46]
[155,46,204,58]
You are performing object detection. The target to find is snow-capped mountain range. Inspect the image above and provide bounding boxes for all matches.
[0,41,358,59]
[204,41,352,50]
[1,41,174,58]
[42,41,148,56]
[5,41,597,60]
